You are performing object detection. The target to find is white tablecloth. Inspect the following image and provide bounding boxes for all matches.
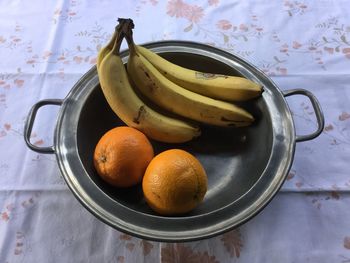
[1,0,350,262]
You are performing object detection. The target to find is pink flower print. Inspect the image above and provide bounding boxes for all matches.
[292,41,302,49]
[344,237,350,249]
[287,170,295,180]
[149,0,158,6]
[295,181,303,188]
[221,230,243,258]
[34,139,44,146]
[161,244,219,263]
[126,242,135,251]
[4,123,11,131]
[324,46,334,54]
[339,112,350,121]
[280,44,289,53]
[239,24,248,32]
[117,256,125,263]
[167,0,190,18]
[1,212,9,221]
[344,236,350,249]
[324,124,334,131]
[73,56,83,64]
[26,59,36,64]
[90,57,97,64]
[14,79,24,87]
[42,51,52,59]
[141,240,153,256]
[185,5,204,23]
[119,234,132,240]
[208,0,219,6]
[277,67,287,75]
[255,27,263,32]
[167,1,204,23]
[217,20,232,30]
[0,36,6,43]
[284,1,293,7]
[343,48,350,59]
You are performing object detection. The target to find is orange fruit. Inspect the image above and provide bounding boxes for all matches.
[93,126,154,187]
[142,149,207,215]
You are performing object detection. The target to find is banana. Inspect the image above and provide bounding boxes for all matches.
[127,48,254,127]
[98,30,201,143]
[136,45,262,102]
[96,28,119,70]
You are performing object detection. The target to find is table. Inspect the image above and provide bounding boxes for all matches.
[1,1,350,262]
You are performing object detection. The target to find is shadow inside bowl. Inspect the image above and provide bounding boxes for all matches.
[77,52,272,217]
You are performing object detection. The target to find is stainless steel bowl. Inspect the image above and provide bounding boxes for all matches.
[24,41,324,242]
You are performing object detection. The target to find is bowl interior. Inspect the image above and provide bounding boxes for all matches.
[77,52,273,217]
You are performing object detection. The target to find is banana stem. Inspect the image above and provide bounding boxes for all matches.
[124,29,136,54]
[118,18,136,55]
[110,29,124,56]
[111,18,135,56]
[111,22,128,56]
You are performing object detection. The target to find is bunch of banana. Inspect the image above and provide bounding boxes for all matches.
[136,45,262,102]
[97,20,201,143]
[123,20,260,128]
[97,19,262,143]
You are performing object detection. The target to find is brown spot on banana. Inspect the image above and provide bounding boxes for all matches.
[142,70,158,92]
[133,105,146,124]
[144,79,158,93]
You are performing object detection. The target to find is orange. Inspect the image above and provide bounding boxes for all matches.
[142,149,207,215]
[93,126,154,187]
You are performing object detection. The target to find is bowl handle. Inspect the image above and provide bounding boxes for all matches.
[283,89,325,142]
[24,99,63,154]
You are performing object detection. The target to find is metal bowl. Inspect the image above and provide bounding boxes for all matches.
[24,41,324,242]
